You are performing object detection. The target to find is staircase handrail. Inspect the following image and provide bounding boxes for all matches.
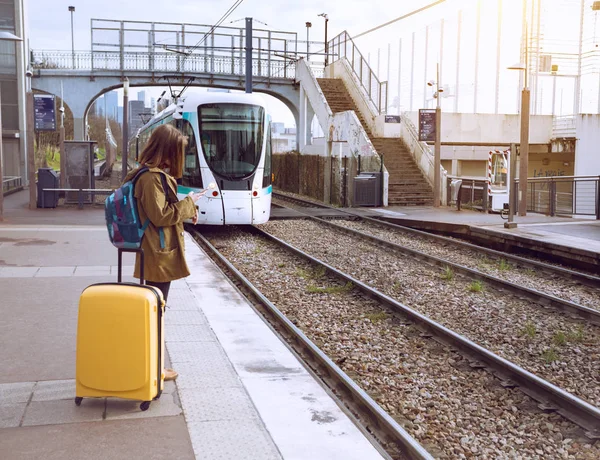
[327,31,388,115]
[296,58,334,135]
[400,112,447,203]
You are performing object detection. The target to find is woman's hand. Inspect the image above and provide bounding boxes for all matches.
[188,190,206,202]
[192,208,199,225]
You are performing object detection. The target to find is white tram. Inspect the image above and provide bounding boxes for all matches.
[129,91,273,225]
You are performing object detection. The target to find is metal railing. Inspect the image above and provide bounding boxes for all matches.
[32,50,297,80]
[327,31,388,114]
[2,176,22,193]
[401,114,448,204]
[516,176,600,218]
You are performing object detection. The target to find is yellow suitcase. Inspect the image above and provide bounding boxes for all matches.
[75,249,165,411]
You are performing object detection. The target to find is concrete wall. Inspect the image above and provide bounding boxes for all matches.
[405,112,554,145]
[575,115,600,176]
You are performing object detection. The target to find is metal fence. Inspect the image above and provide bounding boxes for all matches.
[327,31,388,115]
[516,176,600,218]
[32,50,297,80]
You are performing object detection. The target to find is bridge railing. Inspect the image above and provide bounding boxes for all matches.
[32,50,297,80]
[327,31,388,114]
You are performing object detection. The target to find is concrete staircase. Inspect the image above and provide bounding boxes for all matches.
[317,78,433,206]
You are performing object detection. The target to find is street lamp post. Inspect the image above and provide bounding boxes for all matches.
[122,78,129,181]
[0,31,23,221]
[305,22,312,62]
[68,6,75,69]
[508,26,530,217]
[318,13,329,67]
[428,63,443,207]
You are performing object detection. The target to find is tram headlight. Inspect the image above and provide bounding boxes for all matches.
[208,182,217,190]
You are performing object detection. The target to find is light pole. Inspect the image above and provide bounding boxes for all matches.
[68,6,75,69]
[318,13,328,67]
[427,63,443,207]
[305,22,312,62]
[122,78,129,181]
[508,27,530,217]
[0,31,23,221]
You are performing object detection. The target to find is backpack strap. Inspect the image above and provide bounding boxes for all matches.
[157,172,172,250]
[132,166,151,232]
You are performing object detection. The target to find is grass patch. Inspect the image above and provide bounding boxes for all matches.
[521,321,537,339]
[392,281,401,290]
[468,280,484,293]
[552,331,567,346]
[441,266,454,281]
[296,266,326,280]
[307,282,353,294]
[567,325,585,343]
[277,262,286,268]
[365,312,388,324]
[497,259,511,271]
[542,348,559,364]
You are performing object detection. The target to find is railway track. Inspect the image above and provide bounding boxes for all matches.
[190,225,600,458]
[271,196,600,325]
[272,191,600,289]
[188,227,432,460]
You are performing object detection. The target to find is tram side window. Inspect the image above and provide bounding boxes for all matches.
[263,122,272,187]
[181,120,203,189]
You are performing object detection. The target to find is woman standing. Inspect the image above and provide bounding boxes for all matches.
[123,123,204,381]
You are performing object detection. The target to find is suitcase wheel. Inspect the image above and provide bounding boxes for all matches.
[75,397,83,406]
[140,401,151,411]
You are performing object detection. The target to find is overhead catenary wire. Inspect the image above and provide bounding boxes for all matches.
[185,0,246,56]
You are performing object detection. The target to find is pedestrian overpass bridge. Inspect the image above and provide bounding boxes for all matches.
[31,49,307,140]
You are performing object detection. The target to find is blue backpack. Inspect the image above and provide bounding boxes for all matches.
[105,167,167,249]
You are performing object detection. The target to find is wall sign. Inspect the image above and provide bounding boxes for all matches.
[418,109,436,142]
[34,94,56,131]
[384,115,401,123]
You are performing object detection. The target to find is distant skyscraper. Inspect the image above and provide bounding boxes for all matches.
[137,91,146,106]
[95,95,105,117]
[129,100,146,138]
[105,91,118,120]
[150,97,156,114]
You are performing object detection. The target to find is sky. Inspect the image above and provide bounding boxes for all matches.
[26,0,451,126]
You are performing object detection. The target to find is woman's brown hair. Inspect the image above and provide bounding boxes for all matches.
[138,124,187,178]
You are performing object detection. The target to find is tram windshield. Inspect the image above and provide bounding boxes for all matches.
[490,152,508,191]
[198,103,264,180]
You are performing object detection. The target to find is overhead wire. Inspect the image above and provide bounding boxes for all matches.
[185,0,246,56]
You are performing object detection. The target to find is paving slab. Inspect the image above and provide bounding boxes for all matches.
[0,403,27,429]
[22,398,106,427]
[187,419,281,460]
[0,416,195,460]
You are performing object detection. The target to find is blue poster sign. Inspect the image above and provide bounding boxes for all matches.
[34,94,56,131]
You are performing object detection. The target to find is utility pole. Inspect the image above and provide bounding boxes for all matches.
[122,78,129,181]
[59,81,65,188]
[69,6,75,69]
[434,63,441,207]
[305,22,311,62]
[319,13,329,66]
[245,18,252,94]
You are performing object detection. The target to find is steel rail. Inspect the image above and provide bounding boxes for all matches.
[189,228,434,460]
[249,225,600,439]
[272,191,600,289]
[274,203,600,326]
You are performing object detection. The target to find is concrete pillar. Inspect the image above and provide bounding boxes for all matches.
[74,118,85,141]
[298,85,306,152]
[323,140,332,204]
[306,103,315,146]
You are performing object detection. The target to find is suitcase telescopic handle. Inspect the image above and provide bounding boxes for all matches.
[118,248,145,284]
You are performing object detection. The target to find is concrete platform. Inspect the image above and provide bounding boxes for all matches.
[0,190,384,459]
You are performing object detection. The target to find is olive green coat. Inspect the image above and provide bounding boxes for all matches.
[124,167,197,283]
